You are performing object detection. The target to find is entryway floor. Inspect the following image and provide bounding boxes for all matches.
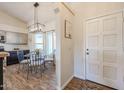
[64,77,115,90]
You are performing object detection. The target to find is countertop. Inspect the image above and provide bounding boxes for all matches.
[0,52,9,58]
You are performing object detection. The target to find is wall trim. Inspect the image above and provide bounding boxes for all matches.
[61,2,75,16]
[74,75,85,80]
[61,75,74,89]
[85,9,124,21]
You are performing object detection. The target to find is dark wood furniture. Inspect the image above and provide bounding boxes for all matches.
[0,52,9,90]
[6,50,29,65]
[0,57,3,89]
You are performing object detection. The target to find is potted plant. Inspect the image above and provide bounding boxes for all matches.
[35,49,40,55]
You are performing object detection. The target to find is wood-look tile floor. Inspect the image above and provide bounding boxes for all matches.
[4,62,57,90]
[4,63,115,90]
[64,77,115,90]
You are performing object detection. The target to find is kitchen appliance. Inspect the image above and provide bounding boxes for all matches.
[0,35,6,43]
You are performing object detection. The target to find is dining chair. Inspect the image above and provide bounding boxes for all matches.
[44,50,56,66]
[27,51,45,79]
[17,50,29,73]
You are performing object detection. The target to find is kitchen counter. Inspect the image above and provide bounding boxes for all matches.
[0,52,9,58]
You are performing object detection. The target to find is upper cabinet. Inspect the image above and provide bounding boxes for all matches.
[6,32,28,45]
[0,24,28,45]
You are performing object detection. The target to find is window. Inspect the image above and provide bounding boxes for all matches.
[34,31,56,55]
[46,31,56,56]
[53,32,56,50]
[34,33,44,50]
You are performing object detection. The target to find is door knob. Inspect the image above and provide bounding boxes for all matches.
[86,52,89,55]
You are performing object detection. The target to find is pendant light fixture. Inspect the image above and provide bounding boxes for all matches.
[28,2,45,33]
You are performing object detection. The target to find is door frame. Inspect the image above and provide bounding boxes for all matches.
[83,9,124,80]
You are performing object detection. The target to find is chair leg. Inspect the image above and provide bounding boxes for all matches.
[52,61,54,66]
[35,66,38,73]
[30,66,33,73]
[22,64,26,72]
[17,64,20,73]
[44,61,48,70]
[27,65,29,80]
[40,65,43,77]
[42,62,46,73]
[44,61,46,68]
[34,65,36,73]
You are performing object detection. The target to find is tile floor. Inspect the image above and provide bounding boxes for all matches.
[4,62,57,90]
[64,77,115,90]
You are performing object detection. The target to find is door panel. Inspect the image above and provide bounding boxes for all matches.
[86,12,123,89]
[86,19,102,82]
[103,50,117,63]
[103,66,117,80]
[102,12,123,89]
[103,34,117,47]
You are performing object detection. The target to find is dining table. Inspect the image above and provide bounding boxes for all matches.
[24,53,47,70]
[0,52,9,90]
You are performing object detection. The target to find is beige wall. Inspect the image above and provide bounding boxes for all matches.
[56,3,74,89]
[61,4,74,89]
[72,3,124,79]
[0,10,28,51]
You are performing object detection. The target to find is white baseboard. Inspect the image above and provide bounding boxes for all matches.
[56,86,61,90]
[61,75,74,89]
[74,74,85,80]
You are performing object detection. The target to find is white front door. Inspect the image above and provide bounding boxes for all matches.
[86,18,102,83]
[86,12,123,89]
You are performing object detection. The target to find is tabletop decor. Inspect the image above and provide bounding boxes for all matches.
[35,49,40,55]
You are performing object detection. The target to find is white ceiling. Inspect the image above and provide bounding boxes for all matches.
[0,2,57,24]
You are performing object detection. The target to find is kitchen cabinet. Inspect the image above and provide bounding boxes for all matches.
[6,32,28,45]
